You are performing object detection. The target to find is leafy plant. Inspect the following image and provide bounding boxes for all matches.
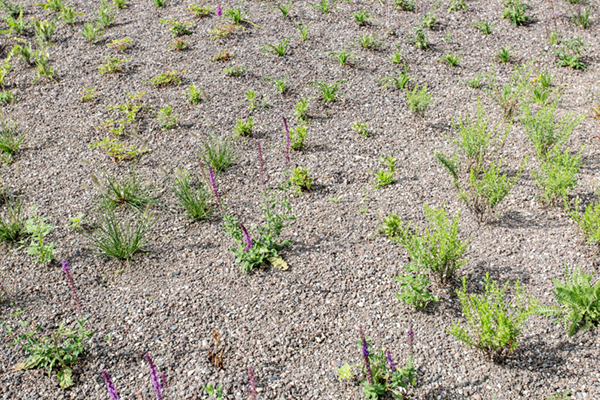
[202,382,223,399]
[144,70,184,87]
[289,125,307,150]
[352,121,368,137]
[536,266,600,337]
[406,84,432,118]
[1,11,29,37]
[98,56,129,74]
[33,19,55,44]
[92,167,157,211]
[83,207,155,261]
[172,169,211,221]
[533,146,583,205]
[440,51,460,67]
[160,19,193,37]
[168,38,188,51]
[556,37,587,70]
[188,4,211,17]
[0,90,15,104]
[222,65,247,76]
[89,138,147,162]
[107,38,132,52]
[186,84,204,104]
[395,0,414,11]
[57,5,80,25]
[233,117,253,137]
[223,193,295,273]
[0,198,27,242]
[22,206,55,263]
[546,390,573,400]
[95,0,114,28]
[309,79,345,102]
[12,319,94,389]
[32,47,56,83]
[0,0,22,17]
[246,90,257,110]
[211,49,234,62]
[421,12,437,29]
[113,0,126,8]
[473,20,493,34]
[290,167,312,193]
[156,105,178,130]
[502,0,529,26]
[80,22,106,43]
[447,0,467,12]
[449,274,537,362]
[152,0,165,7]
[410,27,428,49]
[373,156,397,189]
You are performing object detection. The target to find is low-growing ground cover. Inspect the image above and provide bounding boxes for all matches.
[0,0,599,398]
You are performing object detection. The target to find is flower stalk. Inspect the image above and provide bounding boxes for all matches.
[62,260,81,313]
[102,370,120,400]
[145,353,163,400]
[359,326,373,384]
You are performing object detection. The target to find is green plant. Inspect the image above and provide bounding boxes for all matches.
[0,60,10,88]
[0,198,27,242]
[294,99,309,124]
[152,0,165,7]
[352,121,368,137]
[107,37,132,52]
[84,207,155,260]
[197,129,237,172]
[0,0,22,17]
[0,114,23,164]
[290,167,312,193]
[234,116,254,137]
[379,65,412,92]
[326,47,357,67]
[98,56,129,74]
[95,0,114,28]
[473,20,493,34]
[293,20,311,42]
[447,0,467,12]
[569,197,600,248]
[223,193,295,273]
[33,19,55,44]
[289,125,307,150]
[156,105,178,130]
[89,138,147,162]
[484,63,531,119]
[160,19,193,36]
[464,73,483,89]
[410,27,428,49]
[209,24,244,39]
[496,46,512,63]
[211,49,234,62]
[389,44,403,64]
[172,169,211,221]
[12,40,34,65]
[406,84,432,118]
[354,32,383,49]
[556,37,587,70]
[37,0,64,12]
[144,70,184,87]
[353,10,371,25]
[262,36,292,57]
[223,6,249,24]
[373,155,397,189]
[186,84,204,104]
[502,0,529,26]
[245,90,257,110]
[521,100,584,161]
[80,22,106,43]
[188,4,211,17]
[57,5,81,25]
[395,0,414,11]
[67,213,86,230]
[92,167,157,211]
[536,266,600,337]
[21,206,55,263]
[168,38,187,51]
[102,92,146,135]
[449,274,537,362]
[12,319,94,389]
[273,0,293,17]
[222,65,247,76]
[309,0,334,13]
[396,262,438,308]
[421,12,436,29]
[202,382,223,400]
[80,88,98,103]
[264,75,286,94]
[0,90,15,104]
[113,0,126,8]
[32,47,56,83]
[310,79,345,102]
[533,146,583,205]
[546,390,573,400]
[529,84,553,105]
[440,51,460,67]
[1,11,29,37]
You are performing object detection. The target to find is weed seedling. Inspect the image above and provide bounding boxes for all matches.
[156,105,178,130]
[144,70,184,87]
[186,84,204,104]
[352,121,368,137]
[234,117,254,136]
[98,56,129,74]
[107,37,132,52]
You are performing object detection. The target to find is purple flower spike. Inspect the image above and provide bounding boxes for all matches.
[160,372,168,391]
[145,353,163,400]
[217,4,222,16]
[386,351,396,372]
[359,326,373,384]
[102,370,120,400]
[408,329,414,358]
[208,166,222,208]
[240,223,252,252]
[62,260,81,312]
[282,115,291,165]
[257,141,269,185]
[248,365,257,400]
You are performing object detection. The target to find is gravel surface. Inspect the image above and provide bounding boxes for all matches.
[1,0,599,398]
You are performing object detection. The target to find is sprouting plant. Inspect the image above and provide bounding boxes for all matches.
[223,193,296,273]
[309,79,345,102]
[372,156,397,189]
[0,90,15,105]
[168,38,188,51]
[352,121,368,137]
[273,0,293,17]
[83,207,155,261]
[152,0,165,7]
[354,32,383,49]
[172,169,211,221]
[447,0,467,12]
[0,0,22,17]
[98,56,129,74]
[12,319,94,389]
[449,274,537,362]
[556,37,587,70]
[569,3,591,29]
[202,382,223,400]
[532,146,583,205]
[91,167,157,211]
[234,117,254,137]
[410,27,428,49]
[188,4,211,17]
[113,0,126,8]
[21,206,55,263]
[288,125,308,150]
[502,0,529,26]
[156,105,178,130]
[0,114,23,164]
[484,63,531,119]
[1,11,29,37]
[33,19,55,44]
[293,20,312,42]
[473,20,493,34]
[353,10,371,25]
[264,75,286,94]
[160,19,194,36]
[496,46,512,63]
[326,47,357,67]
[310,0,334,13]
[107,37,132,52]
[144,70,184,87]
[395,0,415,11]
[222,65,247,76]
[290,167,312,193]
[406,84,432,118]
[464,73,483,89]
[211,49,234,61]
[223,5,247,23]
[95,0,115,28]
[262,36,292,57]
[186,84,204,104]
[80,22,106,43]
[89,138,147,162]
[0,198,27,243]
[536,266,600,337]
[389,44,403,64]
[246,90,257,110]
[197,128,237,172]
[440,51,460,67]
[209,24,244,39]
[32,47,56,83]
[294,98,309,123]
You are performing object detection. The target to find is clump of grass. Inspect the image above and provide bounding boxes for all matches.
[309,79,345,102]
[197,127,237,172]
[172,169,211,221]
[0,197,27,243]
[92,167,158,211]
[0,114,24,164]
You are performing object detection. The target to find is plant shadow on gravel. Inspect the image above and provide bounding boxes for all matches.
[419,378,487,400]
[502,333,578,373]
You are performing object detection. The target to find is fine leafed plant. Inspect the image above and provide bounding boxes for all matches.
[0,0,22,17]
[353,10,371,25]
[264,75,286,94]
[406,84,432,118]
[95,0,115,28]
[484,63,532,120]
[223,193,295,273]
[496,46,512,63]
[449,274,537,362]
[536,266,600,337]
[0,197,27,243]
[156,105,178,130]
[172,168,211,221]
[196,126,237,172]
[354,32,383,49]
[372,155,397,189]
[410,27,428,49]
[556,37,587,70]
[532,146,583,205]
[273,0,293,17]
[222,65,247,76]
[21,206,55,263]
[568,194,600,249]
